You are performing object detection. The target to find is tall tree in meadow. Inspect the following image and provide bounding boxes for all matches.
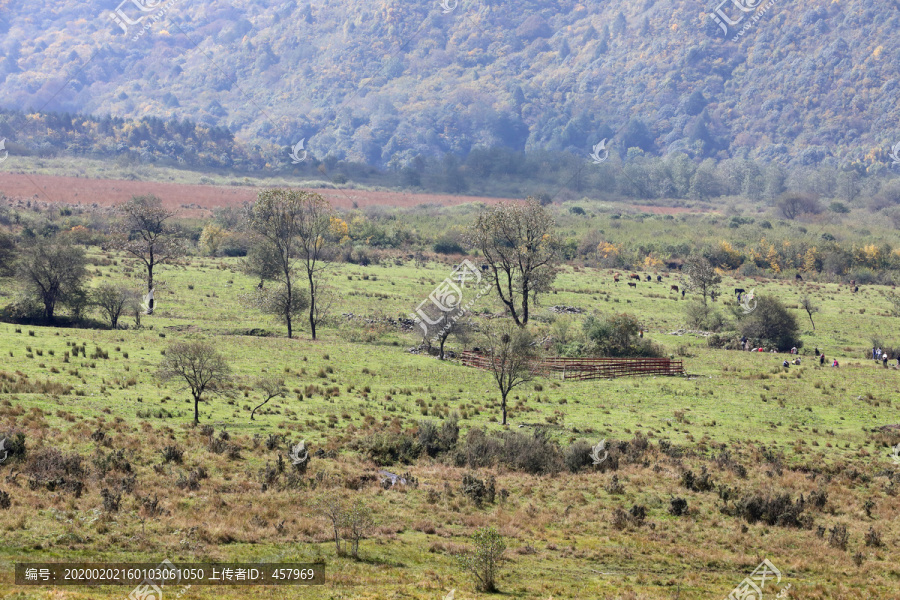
[16,237,88,323]
[158,341,231,424]
[248,189,334,339]
[471,198,558,327]
[683,255,721,306]
[115,195,182,314]
[483,320,537,426]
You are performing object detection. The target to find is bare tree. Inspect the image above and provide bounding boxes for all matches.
[248,189,334,339]
[777,192,822,220]
[483,320,537,425]
[294,192,334,340]
[158,341,231,424]
[16,238,88,323]
[92,283,139,329]
[250,376,286,421]
[417,303,472,360]
[471,198,559,326]
[800,295,819,330]
[341,499,375,559]
[683,255,721,306]
[115,195,181,314]
[313,493,347,556]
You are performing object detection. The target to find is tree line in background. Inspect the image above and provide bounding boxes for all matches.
[3,109,900,206]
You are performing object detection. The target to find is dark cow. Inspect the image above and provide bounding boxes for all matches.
[671,285,679,292]
[735,288,745,296]
[657,275,663,283]
[853,286,859,293]
[613,276,620,284]
[481,264,490,272]
[628,282,637,288]
[630,274,640,281]
[646,275,652,282]
[681,290,685,298]
[795,273,803,281]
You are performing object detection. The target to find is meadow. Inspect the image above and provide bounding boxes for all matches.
[0,246,899,600]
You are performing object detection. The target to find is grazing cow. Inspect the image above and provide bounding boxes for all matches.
[613,276,620,284]
[734,288,745,296]
[628,282,637,288]
[646,275,652,282]
[853,286,859,293]
[630,274,640,281]
[671,285,679,292]
[481,264,490,272]
[681,290,685,298]
[657,275,663,283]
[795,273,803,281]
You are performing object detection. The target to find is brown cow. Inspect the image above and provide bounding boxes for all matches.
[613,276,620,284]
[628,282,637,288]
[671,285,679,292]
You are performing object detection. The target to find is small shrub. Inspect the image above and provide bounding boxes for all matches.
[101,488,121,513]
[140,494,165,517]
[208,437,228,454]
[864,527,882,548]
[161,445,183,464]
[629,504,647,526]
[461,473,495,507]
[605,474,625,495]
[265,433,282,451]
[457,527,506,593]
[829,524,849,551]
[668,497,688,516]
[563,440,594,473]
[610,508,629,530]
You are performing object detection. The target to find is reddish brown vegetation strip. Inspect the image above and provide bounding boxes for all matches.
[0,174,511,215]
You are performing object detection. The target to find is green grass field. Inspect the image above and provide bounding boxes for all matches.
[1,252,900,599]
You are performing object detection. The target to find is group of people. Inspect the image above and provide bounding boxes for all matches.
[872,347,898,367]
[778,346,838,368]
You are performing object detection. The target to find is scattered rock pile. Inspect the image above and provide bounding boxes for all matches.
[548,305,584,314]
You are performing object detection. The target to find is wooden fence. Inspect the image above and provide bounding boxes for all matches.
[459,352,684,381]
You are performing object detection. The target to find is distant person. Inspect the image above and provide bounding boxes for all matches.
[793,358,801,365]
[782,360,790,368]
[791,346,797,355]
[820,354,825,366]
[884,355,889,368]
[873,347,877,360]
[833,359,839,367]
[815,347,820,356]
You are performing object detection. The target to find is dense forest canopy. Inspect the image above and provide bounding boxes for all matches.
[0,0,898,176]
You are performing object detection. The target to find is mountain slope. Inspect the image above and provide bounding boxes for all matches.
[1,0,899,169]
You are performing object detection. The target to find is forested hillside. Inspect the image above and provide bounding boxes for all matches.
[1,0,899,172]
